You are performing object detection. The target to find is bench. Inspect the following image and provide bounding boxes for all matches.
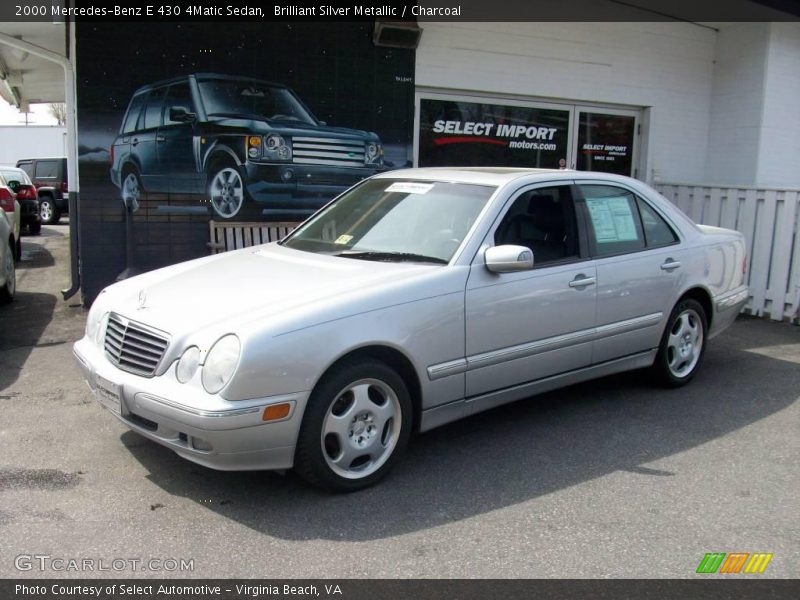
[207,220,301,254]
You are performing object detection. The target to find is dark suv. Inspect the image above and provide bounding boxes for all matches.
[16,157,68,225]
[110,73,387,220]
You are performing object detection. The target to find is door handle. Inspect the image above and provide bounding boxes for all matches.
[569,275,596,288]
[661,259,681,271]
[156,135,166,143]
[131,138,139,146]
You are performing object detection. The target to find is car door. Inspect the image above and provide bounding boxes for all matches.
[135,87,166,191]
[157,82,201,195]
[464,183,597,399]
[576,182,685,364]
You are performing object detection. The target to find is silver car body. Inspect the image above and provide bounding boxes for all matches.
[73,168,749,471]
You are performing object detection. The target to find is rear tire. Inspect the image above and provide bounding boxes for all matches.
[294,358,413,492]
[39,197,61,225]
[651,298,707,388]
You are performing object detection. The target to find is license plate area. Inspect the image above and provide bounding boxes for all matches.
[95,375,122,416]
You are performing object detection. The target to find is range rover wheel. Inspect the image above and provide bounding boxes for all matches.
[651,298,707,388]
[208,166,245,220]
[294,358,413,492]
[39,197,61,225]
[121,170,142,211]
[0,240,16,304]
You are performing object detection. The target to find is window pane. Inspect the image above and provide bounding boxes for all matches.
[143,89,166,129]
[637,197,678,246]
[122,93,146,134]
[576,112,635,176]
[581,185,645,256]
[34,160,60,179]
[163,84,194,125]
[18,162,33,177]
[494,186,579,265]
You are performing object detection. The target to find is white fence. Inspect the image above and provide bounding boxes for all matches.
[207,220,299,254]
[656,183,800,322]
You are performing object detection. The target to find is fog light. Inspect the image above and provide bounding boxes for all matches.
[281,168,294,182]
[262,403,291,421]
[192,437,213,451]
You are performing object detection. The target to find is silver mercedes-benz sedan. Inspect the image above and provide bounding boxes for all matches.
[74,168,749,491]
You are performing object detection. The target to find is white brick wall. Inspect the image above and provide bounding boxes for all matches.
[415,22,717,183]
[705,23,771,186]
[757,22,800,187]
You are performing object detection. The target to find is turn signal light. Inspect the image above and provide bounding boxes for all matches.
[248,136,262,147]
[262,403,291,421]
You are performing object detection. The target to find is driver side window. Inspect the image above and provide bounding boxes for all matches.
[494,185,580,267]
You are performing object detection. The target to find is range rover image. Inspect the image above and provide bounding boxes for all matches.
[110,73,387,219]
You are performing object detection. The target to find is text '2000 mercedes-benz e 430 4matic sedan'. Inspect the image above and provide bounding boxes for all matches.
[74,168,749,491]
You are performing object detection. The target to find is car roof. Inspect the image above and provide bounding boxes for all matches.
[131,73,288,95]
[372,167,643,187]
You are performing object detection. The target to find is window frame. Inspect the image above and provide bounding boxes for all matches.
[575,182,681,259]
[485,182,591,270]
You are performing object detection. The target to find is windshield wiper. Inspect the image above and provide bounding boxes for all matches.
[335,250,447,265]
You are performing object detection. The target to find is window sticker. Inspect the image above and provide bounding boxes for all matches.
[334,234,353,245]
[385,182,435,195]
[586,196,639,242]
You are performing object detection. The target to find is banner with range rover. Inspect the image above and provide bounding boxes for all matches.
[75,21,415,300]
[419,98,570,169]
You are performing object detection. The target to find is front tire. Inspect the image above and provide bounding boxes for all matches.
[651,298,707,387]
[294,358,413,492]
[39,196,61,225]
[208,163,246,220]
[0,240,16,304]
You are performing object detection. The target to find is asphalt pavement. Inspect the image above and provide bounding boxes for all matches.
[0,224,798,578]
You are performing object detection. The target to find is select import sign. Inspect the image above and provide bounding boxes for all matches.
[418,98,570,169]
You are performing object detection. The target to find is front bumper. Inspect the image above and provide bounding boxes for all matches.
[73,337,309,471]
[243,161,385,206]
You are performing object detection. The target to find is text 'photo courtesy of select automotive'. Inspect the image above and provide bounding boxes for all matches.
[76,21,415,301]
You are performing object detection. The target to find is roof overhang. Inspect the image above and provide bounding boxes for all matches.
[0,22,67,110]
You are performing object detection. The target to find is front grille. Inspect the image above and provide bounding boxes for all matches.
[104,313,169,377]
[292,136,366,167]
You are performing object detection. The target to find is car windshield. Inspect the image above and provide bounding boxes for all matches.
[199,80,317,125]
[282,179,496,264]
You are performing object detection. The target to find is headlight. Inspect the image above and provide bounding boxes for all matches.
[365,142,381,164]
[85,293,107,346]
[264,134,292,161]
[201,335,241,394]
[176,346,201,383]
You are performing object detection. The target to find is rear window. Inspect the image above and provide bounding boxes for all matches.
[0,170,31,185]
[17,162,33,177]
[34,160,61,179]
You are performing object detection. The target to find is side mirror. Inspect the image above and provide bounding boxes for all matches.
[6,180,20,193]
[484,245,534,273]
[169,106,196,123]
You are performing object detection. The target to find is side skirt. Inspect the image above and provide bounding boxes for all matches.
[418,349,657,433]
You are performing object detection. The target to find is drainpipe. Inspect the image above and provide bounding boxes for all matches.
[0,26,81,301]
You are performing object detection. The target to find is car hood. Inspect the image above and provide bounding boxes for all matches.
[103,243,439,338]
[208,116,379,141]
